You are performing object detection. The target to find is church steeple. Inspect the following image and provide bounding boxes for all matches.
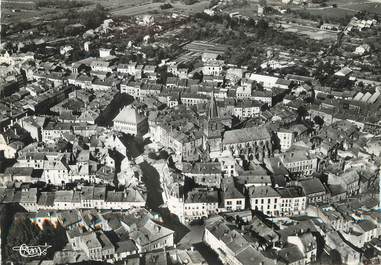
[208,92,219,119]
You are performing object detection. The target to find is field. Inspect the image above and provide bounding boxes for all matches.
[2,0,210,24]
[110,1,210,16]
[2,7,60,24]
[288,0,381,24]
[223,2,260,17]
[344,2,381,15]
[281,22,338,40]
[110,2,162,16]
[297,7,356,19]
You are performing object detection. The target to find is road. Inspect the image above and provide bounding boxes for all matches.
[139,159,189,243]
[139,161,163,211]
[135,138,221,263]
[177,224,223,265]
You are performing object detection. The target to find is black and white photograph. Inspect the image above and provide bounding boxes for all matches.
[0,0,380,264]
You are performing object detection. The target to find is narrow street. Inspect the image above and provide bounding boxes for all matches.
[139,161,163,211]
[139,159,222,265]
[139,160,189,243]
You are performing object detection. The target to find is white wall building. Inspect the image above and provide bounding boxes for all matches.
[277,129,294,152]
[249,186,280,216]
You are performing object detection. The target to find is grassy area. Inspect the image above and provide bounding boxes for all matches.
[301,7,356,19]
[3,0,210,23]
[2,7,59,24]
[110,0,210,16]
[325,0,370,5]
[171,1,210,15]
[222,2,260,17]
[110,2,162,16]
[344,2,381,15]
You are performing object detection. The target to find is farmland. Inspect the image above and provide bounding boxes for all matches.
[295,7,356,20]
[2,0,210,25]
[281,22,338,40]
[109,1,210,16]
[110,2,162,16]
[290,0,381,22]
[344,2,381,15]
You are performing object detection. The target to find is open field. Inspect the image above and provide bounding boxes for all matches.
[171,1,210,15]
[324,0,372,5]
[298,7,356,19]
[222,2,260,17]
[2,0,210,24]
[344,2,381,14]
[110,2,162,16]
[281,22,338,40]
[2,7,60,24]
[290,0,381,21]
[110,0,210,16]
[2,0,154,23]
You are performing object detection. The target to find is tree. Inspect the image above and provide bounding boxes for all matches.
[159,150,169,160]
[5,217,68,263]
[5,217,40,263]
[256,19,269,36]
[297,106,309,121]
[313,115,325,128]
[80,4,107,29]
[160,3,173,9]
[148,152,158,160]
[193,71,203,81]
[38,221,67,259]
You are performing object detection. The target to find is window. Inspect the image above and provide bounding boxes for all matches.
[226,201,232,205]
[237,201,242,205]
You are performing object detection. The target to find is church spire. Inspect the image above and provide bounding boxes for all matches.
[208,92,218,119]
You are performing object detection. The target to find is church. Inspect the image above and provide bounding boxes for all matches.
[203,94,232,156]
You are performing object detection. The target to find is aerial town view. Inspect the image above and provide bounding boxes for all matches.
[0,0,380,264]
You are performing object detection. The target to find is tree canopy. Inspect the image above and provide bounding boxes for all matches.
[5,217,68,263]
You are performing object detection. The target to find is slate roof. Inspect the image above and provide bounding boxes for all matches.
[223,126,271,145]
[299,178,326,195]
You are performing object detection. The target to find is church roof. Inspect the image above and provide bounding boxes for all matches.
[223,126,271,145]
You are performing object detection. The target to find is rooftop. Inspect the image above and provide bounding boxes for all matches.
[223,126,271,145]
[113,106,146,125]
